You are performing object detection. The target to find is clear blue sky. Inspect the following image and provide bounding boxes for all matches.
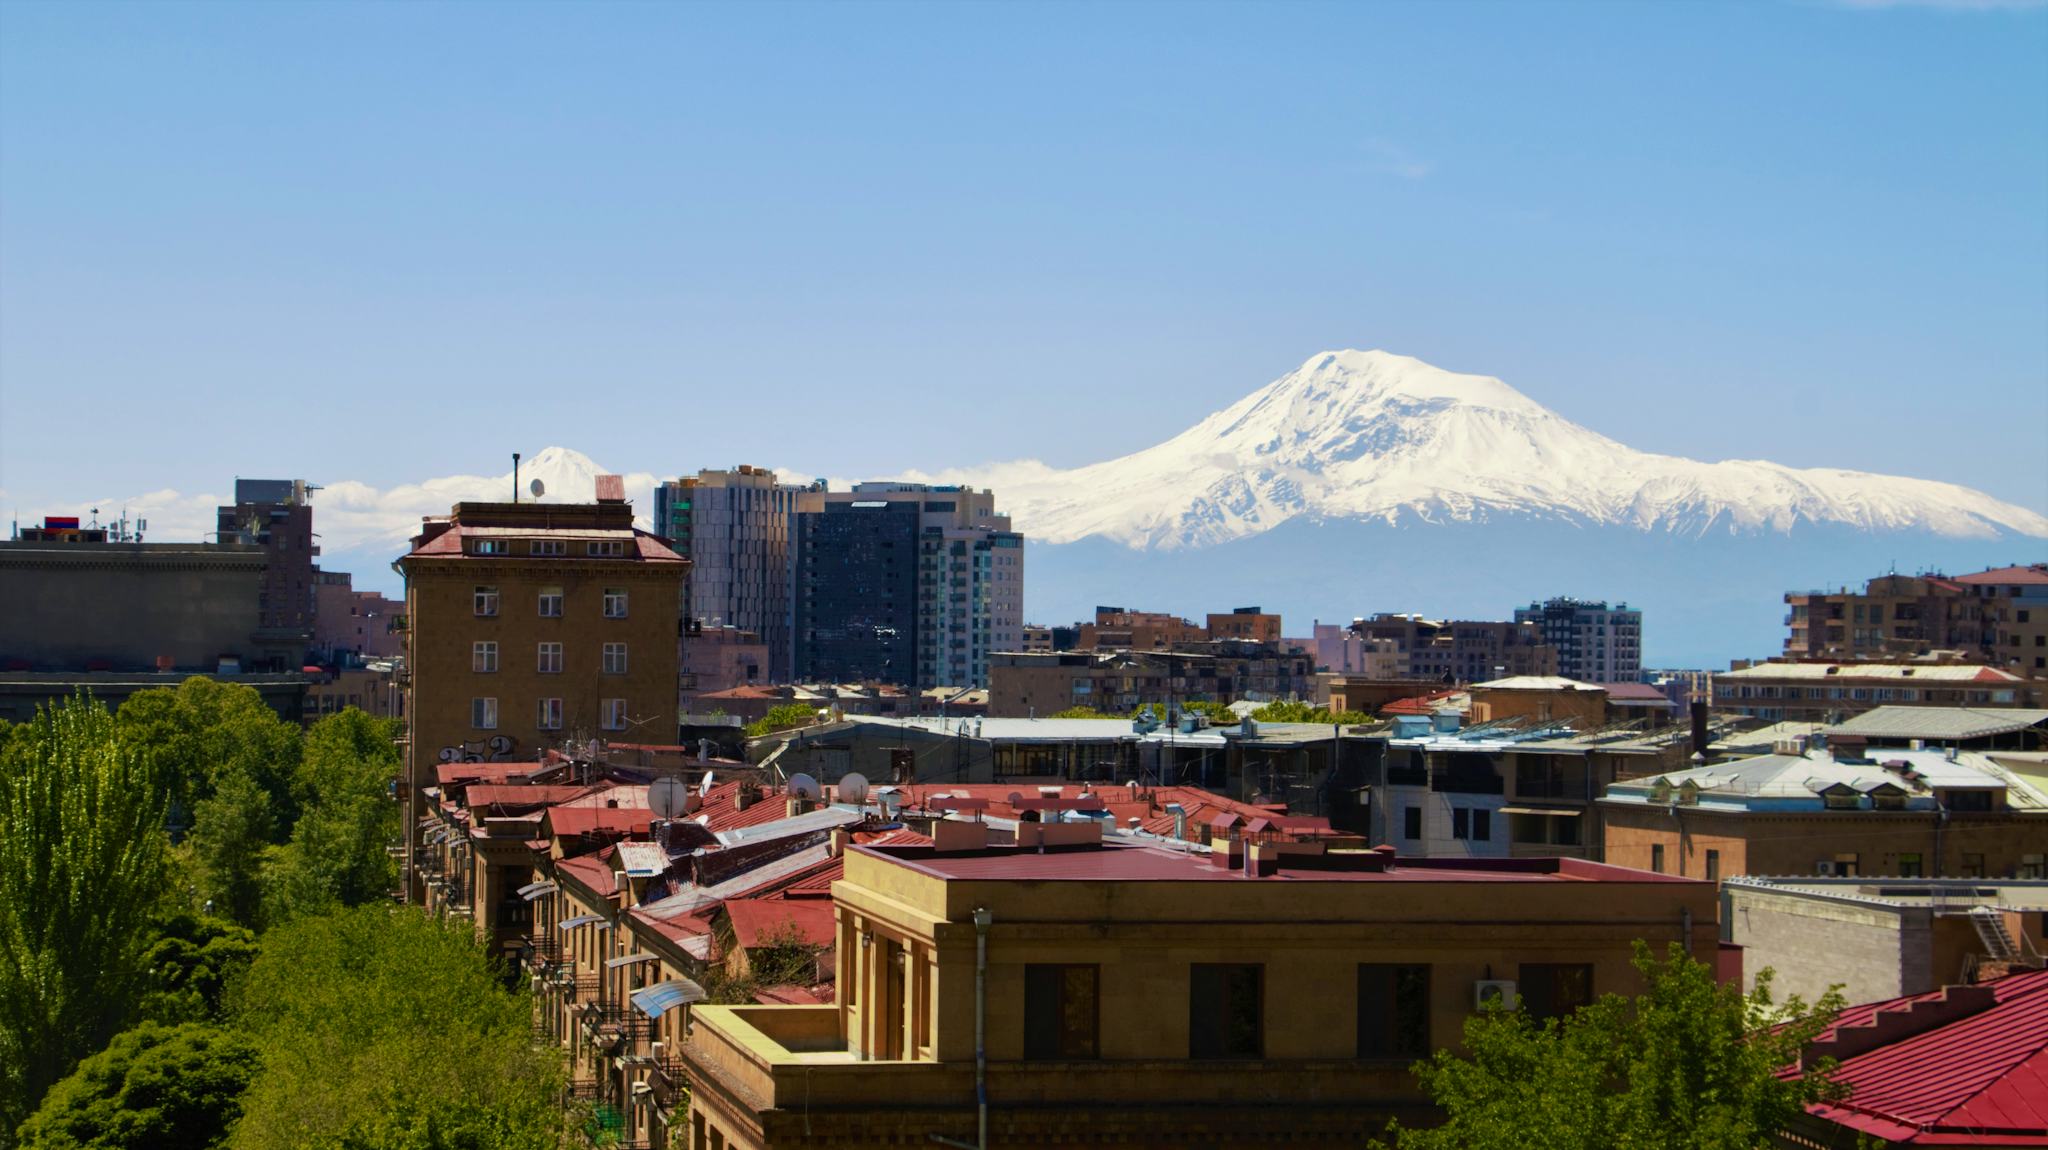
[2,0,2044,513]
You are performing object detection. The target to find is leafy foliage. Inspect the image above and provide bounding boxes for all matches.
[745,703,819,738]
[703,922,829,1005]
[113,679,302,829]
[184,771,275,929]
[1047,706,1121,719]
[1379,942,1847,1150]
[134,915,260,1026]
[14,1021,257,1150]
[225,907,566,1150]
[0,695,171,1140]
[1248,698,1376,725]
[262,710,400,922]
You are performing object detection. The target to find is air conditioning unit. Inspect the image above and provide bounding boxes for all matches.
[1474,979,1518,1011]
[632,1081,653,1097]
[1815,861,1836,876]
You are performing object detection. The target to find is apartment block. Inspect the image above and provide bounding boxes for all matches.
[1714,659,2036,721]
[988,646,1315,717]
[1512,597,1641,683]
[1348,614,1557,683]
[216,478,319,653]
[793,483,1022,691]
[1784,563,2048,672]
[313,569,404,661]
[653,465,812,681]
[397,486,686,811]
[678,830,1716,1149]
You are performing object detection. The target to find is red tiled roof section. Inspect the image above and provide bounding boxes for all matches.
[722,898,836,950]
[436,761,548,786]
[1953,564,2048,586]
[890,783,1326,844]
[544,807,653,839]
[558,853,620,898]
[1381,690,1464,716]
[404,523,682,562]
[1797,968,2048,1145]
[464,784,593,810]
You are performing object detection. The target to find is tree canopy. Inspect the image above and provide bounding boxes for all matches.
[14,1021,257,1150]
[745,702,820,738]
[225,906,567,1150]
[1379,942,1846,1150]
[0,695,171,1139]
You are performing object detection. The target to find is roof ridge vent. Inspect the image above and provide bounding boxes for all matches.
[1801,983,1996,1069]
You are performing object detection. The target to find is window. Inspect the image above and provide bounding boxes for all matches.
[1961,853,1985,878]
[1519,964,1592,1022]
[1023,965,1098,1060]
[473,586,499,616]
[1705,850,1720,882]
[2022,854,2045,880]
[1357,964,1429,1060]
[538,587,563,617]
[601,698,628,731]
[1452,808,1470,840]
[588,540,626,557]
[603,643,628,675]
[470,697,498,729]
[1189,964,1262,1059]
[472,539,508,555]
[603,589,629,618]
[472,641,498,673]
[1471,809,1491,842]
[537,698,563,730]
[1403,806,1422,840]
[538,642,563,674]
[531,539,565,557]
[1651,843,1665,873]
[1897,853,1924,878]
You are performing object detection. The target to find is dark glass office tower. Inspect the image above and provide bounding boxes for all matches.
[793,501,920,687]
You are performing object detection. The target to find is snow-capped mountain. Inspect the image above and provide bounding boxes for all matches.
[989,350,2048,550]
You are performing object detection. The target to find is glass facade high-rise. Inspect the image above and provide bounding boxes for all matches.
[792,482,1023,690]
[793,501,920,686]
[653,466,813,682]
[1512,598,1642,683]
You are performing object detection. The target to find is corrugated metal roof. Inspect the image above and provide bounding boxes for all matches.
[1799,968,2048,1144]
[1721,662,2024,683]
[1830,706,2048,741]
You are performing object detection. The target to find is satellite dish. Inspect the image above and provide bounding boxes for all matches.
[788,773,821,801]
[648,777,689,820]
[838,772,870,806]
[529,478,546,498]
[698,770,714,798]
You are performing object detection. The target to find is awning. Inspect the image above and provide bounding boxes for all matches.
[631,979,707,1019]
[1499,807,1583,817]
[559,913,606,930]
[606,952,660,969]
[517,881,558,900]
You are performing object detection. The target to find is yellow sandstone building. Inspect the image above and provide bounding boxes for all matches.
[679,823,1716,1149]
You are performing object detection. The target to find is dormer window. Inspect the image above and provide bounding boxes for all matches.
[531,539,565,557]
[472,539,508,555]
[1820,785,1861,811]
[588,540,627,557]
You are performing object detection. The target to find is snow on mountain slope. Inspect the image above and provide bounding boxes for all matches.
[981,350,2048,549]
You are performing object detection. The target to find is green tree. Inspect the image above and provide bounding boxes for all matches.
[1380,942,1846,1150]
[745,703,820,738]
[185,770,275,929]
[262,710,400,922]
[1248,698,1376,725]
[114,679,302,831]
[134,915,259,1026]
[13,1021,257,1150]
[1047,705,1120,719]
[226,907,567,1150]
[0,695,171,1139]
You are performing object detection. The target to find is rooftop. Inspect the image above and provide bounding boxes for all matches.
[1721,662,2025,683]
[1795,968,2048,1145]
[1830,706,2048,742]
[856,840,1697,885]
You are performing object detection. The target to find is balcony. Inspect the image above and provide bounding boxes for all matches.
[682,1005,1430,1121]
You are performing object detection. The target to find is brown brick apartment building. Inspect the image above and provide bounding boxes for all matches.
[399,490,687,895]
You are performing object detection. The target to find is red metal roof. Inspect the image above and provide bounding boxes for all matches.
[722,898,837,950]
[890,783,1325,845]
[464,784,592,810]
[857,842,1688,885]
[436,761,548,786]
[1796,968,2048,1145]
[543,807,653,839]
[405,523,682,562]
[1953,564,2048,587]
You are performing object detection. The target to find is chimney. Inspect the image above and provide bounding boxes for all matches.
[734,787,754,812]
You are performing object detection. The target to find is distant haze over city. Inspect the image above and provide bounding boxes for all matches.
[19,350,2041,669]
